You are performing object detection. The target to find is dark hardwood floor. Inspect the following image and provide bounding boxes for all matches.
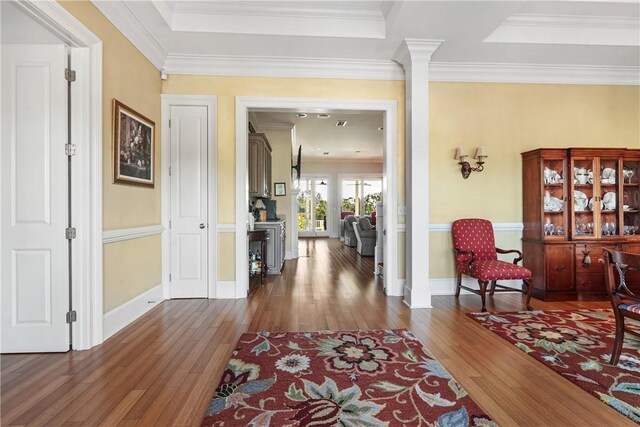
[1,237,632,426]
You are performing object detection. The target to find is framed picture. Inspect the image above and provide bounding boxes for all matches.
[113,99,155,187]
[274,182,286,196]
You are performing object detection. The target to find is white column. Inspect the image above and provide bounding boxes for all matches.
[393,39,442,308]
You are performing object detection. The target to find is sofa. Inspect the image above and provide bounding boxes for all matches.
[353,217,376,256]
[343,215,358,247]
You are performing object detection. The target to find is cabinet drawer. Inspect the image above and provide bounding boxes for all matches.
[575,273,605,292]
[574,245,615,274]
[545,245,575,291]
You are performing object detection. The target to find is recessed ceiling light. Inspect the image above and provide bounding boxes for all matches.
[323,152,330,155]
[317,114,330,119]
[355,150,361,153]
[378,127,384,131]
[297,113,307,118]
[336,120,348,127]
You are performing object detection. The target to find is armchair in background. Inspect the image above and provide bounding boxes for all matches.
[354,217,376,256]
[343,215,358,247]
[340,211,356,241]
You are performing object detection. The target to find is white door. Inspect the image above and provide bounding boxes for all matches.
[169,105,209,298]
[1,45,70,352]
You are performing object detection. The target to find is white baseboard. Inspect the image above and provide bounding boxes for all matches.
[430,278,523,296]
[285,250,293,260]
[103,283,164,341]
[216,281,238,299]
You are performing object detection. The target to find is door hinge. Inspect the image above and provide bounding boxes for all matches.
[66,310,77,323]
[65,227,76,240]
[169,220,172,229]
[65,68,76,82]
[65,144,76,156]
[169,274,172,282]
[169,119,171,128]
[169,166,171,176]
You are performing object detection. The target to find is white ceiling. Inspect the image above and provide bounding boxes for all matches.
[88,0,638,160]
[252,110,384,161]
[93,0,640,84]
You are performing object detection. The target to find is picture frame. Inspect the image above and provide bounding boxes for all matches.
[274,182,286,196]
[113,99,155,187]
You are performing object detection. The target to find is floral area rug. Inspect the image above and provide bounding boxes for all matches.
[469,309,640,423]
[202,329,495,426]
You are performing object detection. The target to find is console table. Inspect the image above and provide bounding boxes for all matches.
[248,230,268,291]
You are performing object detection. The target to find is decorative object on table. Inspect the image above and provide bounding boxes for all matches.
[602,168,617,184]
[452,218,533,312]
[589,197,603,211]
[112,99,155,187]
[574,167,590,185]
[274,182,286,196]
[624,169,635,183]
[544,167,562,184]
[454,146,488,179]
[468,309,640,423]
[574,190,588,211]
[254,198,267,222]
[603,192,617,210]
[201,329,496,426]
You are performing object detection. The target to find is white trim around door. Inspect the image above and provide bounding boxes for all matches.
[161,95,218,300]
[14,1,104,350]
[236,97,399,298]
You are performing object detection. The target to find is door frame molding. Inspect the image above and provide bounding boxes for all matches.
[161,95,218,299]
[236,97,399,297]
[14,1,104,349]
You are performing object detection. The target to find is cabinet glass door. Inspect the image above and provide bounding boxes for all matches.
[599,157,620,237]
[542,158,566,238]
[623,160,640,236]
[571,157,596,239]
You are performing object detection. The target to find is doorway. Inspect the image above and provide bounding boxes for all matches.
[0,1,103,351]
[298,177,331,237]
[235,97,398,298]
[161,95,218,299]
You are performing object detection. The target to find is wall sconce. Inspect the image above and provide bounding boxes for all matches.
[454,147,488,179]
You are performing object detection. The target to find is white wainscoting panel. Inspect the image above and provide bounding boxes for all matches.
[103,283,163,341]
[103,225,164,244]
[217,224,236,233]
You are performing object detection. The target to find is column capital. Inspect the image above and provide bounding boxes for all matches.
[393,38,443,68]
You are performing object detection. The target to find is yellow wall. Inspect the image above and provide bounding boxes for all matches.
[163,75,406,280]
[429,82,640,278]
[60,1,162,311]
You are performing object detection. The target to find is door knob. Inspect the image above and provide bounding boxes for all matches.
[199,223,206,229]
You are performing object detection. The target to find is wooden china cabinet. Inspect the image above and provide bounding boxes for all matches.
[522,148,640,301]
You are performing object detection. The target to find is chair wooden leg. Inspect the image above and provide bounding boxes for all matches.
[524,279,534,311]
[610,312,625,365]
[489,280,497,296]
[455,272,462,298]
[479,280,488,312]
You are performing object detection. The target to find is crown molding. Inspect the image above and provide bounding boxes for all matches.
[429,62,640,86]
[163,54,406,80]
[260,122,296,131]
[507,14,640,31]
[163,53,639,85]
[91,0,166,70]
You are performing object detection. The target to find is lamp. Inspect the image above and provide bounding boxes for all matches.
[454,146,488,179]
[254,198,267,222]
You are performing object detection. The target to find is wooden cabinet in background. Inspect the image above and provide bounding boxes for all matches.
[249,133,272,198]
[522,148,640,301]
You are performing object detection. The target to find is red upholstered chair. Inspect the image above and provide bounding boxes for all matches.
[370,211,377,226]
[603,249,640,365]
[452,218,533,312]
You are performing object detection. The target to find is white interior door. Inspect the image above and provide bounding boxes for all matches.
[169,105,208,298]
[1,44,69,352]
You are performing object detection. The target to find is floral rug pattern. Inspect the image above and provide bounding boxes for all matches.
[469,309,640,423]
[202,329,495,426]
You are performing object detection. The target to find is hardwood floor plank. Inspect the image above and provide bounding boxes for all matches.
[1,237,635,426]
